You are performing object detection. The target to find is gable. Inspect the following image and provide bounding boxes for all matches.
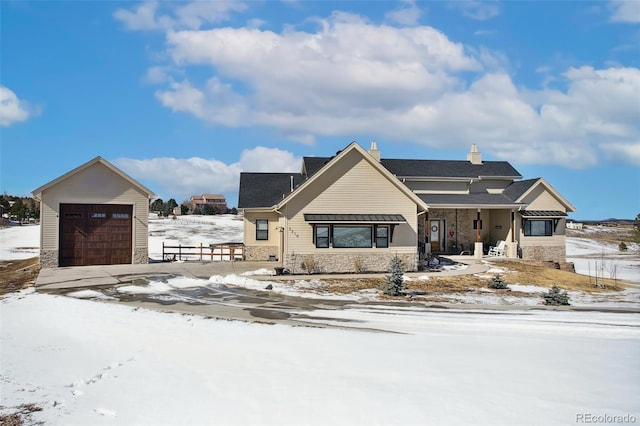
[279,143,427,213]
[517,179,575,212]
[32,156,155,200]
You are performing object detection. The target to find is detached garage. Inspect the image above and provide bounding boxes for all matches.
[32,157,155,268]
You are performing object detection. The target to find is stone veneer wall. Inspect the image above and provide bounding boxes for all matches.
[134,248,149,264]
[245,245,279,261]
[40,249,58,268]
[284,252,418,274]
[520,245,566,263]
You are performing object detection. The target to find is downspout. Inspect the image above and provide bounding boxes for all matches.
[273,205,286,266]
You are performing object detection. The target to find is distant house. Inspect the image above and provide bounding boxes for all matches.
[238,142,575,273]
[187,194,227,214]
[566,222,583,230]
[32,157,155,268]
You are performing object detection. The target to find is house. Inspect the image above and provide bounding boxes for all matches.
[187,194,227,213]
[32,156,155,268]
[238,142,575,273]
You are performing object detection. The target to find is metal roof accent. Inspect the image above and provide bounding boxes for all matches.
[519,210,567,217]
[304,214,407,223]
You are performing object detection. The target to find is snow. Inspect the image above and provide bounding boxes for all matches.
[0,224,39,259]
[1,218,640,423]
[2,290,639,425]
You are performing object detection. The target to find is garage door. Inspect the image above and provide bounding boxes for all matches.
[59,204,133,266]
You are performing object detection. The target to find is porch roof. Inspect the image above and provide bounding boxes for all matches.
[519,210,567,217]
[304,214,407,223]
[417,193,524,209]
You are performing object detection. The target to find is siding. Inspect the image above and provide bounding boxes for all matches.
[283,150,418,257]
[40,162,150,252]
[520,185,566,211]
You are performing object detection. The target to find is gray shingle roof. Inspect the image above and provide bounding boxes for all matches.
[238,173,304,208]
[503,178,539,201]
[302,156,521,179]
[382,159,521,179]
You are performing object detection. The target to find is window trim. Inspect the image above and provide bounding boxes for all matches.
[375,225,389,248]
[524,219,553,236]
[255,219,269,241]
[315,225,330,248]
[311,224,395,249]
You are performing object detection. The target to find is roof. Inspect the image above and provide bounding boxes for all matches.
[418,193,524,208]
[277,142,429,212]
[32,156,155,200]
[302,156,522,179]
[238,173,305,208]
[304,214,407,223]
[519,210,567,217]
[503,178,538,201]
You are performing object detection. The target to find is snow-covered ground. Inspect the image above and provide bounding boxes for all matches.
[2,289,639,425]
[1,217,639,424]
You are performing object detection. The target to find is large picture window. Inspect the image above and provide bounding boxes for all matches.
[332,226,372,248]
[256,219,269,240]
[315,226,329,248]
[524,219,552,236]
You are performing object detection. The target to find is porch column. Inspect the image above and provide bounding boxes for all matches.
[474,209,483,259]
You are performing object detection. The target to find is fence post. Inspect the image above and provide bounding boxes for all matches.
[162,242,165,260]
[179,244,182,261]
[199,243,203,261]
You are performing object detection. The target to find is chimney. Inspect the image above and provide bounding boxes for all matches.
[368,140,381,161]
[467,144,482,165]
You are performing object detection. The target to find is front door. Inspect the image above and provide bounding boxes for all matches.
[430,220,441,252]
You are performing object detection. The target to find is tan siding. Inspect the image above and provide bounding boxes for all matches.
[405,181,468,194]
[243,211,281,246]
[39,162,150,252]
[282,151,418,256]
[521,185,566,211]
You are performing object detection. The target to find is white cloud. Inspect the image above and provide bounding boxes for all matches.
[0,86,34,127]
[114,147,300,203]
[449,0,500,21]
[113,0,247,31]
[609,0,640,23]
[116,3,640,168]
[384,0,423,26]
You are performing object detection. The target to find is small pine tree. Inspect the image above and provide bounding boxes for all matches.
[542,285,570,306]
[619,242,628,252]
[488,274,509,290]
[383,255,406,296]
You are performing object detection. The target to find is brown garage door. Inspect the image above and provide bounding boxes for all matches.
[59,204,133,266]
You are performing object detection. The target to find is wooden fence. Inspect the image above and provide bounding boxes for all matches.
[162,242,244,262]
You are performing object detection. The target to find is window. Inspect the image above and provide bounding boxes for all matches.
[256,219,269,240]
[90,213,106,219]
[524,219,552,236]
[333,226,372,248]
[112,213,130,219]
[375,226,389,248]
[315,226,329,248]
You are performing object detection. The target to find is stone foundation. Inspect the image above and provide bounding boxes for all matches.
[39,250,58,268]
[245,245,279,261]
[520,245,566,263]
[284,252,418,274]
[134,248,149,264]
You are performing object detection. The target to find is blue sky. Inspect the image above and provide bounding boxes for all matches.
[1,0,639,220]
